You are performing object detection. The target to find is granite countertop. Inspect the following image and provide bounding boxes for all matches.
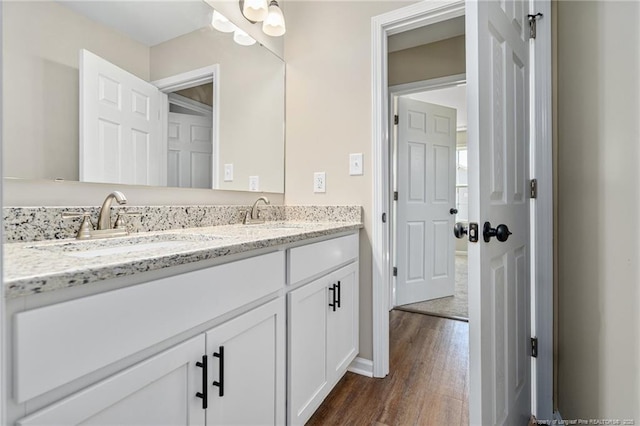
[4,221,362,299]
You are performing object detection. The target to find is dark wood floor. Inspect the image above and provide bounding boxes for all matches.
[307,310,469,426]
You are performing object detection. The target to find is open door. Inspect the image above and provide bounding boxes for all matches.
[466,0,532,424]
[80,49,164,185]
[395,98,457,306]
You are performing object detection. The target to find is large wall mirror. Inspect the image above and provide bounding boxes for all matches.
[2,0,285,193]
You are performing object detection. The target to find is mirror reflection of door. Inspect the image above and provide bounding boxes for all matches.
[167,90,214,189]
[80,50,215,189]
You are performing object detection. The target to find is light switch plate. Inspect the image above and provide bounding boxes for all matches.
[224,164,234,182]
[313,172,326,193]
[249,176,259,191]
[349,153,363,175]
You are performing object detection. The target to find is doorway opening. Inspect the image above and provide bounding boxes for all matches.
[391,76,469,322]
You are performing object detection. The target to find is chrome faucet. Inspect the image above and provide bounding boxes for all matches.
[98,191,127,230]
[244,196,270,224]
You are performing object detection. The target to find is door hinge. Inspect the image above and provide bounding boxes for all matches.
[394,114,399,125]
[393,267,397,277]
[530,179,538,199]
[528,13,543,39]
[530,337,538,358]
[393,191,398,201]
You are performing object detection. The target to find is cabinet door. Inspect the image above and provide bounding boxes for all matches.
[326,262,359,382]
[288,277,330,426]
[17,335,206,426]
[205,298,285,426]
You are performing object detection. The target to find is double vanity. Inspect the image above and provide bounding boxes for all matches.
[3,201,362,425]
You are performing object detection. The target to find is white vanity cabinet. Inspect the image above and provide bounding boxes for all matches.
[205,297,285,425]
[12,251,286,426]
[287,234,359,425]
[17,335,207,426]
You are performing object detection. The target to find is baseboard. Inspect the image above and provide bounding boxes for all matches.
[348,357,373,378]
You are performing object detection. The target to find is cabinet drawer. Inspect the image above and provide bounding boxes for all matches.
[287,233,358,285]
[13,251,285,403]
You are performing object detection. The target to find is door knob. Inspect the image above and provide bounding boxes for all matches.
[453,222,468,239]
[449,208,458,215]
[483,221,512,243]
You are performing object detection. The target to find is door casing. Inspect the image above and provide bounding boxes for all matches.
[370,0,554,420]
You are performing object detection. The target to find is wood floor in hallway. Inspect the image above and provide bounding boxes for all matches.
[307,310,469,426]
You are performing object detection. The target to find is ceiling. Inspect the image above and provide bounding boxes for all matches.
[388,15,465,53]
[407,84,467,130]
[58,1,213,46]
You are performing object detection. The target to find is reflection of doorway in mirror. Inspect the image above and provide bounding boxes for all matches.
[167,88,214,189]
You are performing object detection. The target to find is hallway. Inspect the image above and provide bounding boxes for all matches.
[307,310,469,425]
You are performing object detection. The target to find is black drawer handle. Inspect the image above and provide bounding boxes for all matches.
[328,284,337,311]
[336,281,341,308]
[195,355,208,409]
[213,346,224,397]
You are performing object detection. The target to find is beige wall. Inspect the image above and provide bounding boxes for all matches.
[284,1,415,360]
[388,35,465,86]
[2,1,149,181]
[557,0,640,420]
[151,29,285,193]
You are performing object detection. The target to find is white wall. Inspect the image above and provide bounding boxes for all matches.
[2,1,150,181]
[557,0,640,419]
[284,1,415,360]
[151,29,285,193]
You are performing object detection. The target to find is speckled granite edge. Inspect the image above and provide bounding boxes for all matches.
[4,222,363,298]
[3,205,361,243]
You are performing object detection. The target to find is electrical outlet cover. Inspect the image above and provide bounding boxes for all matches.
[249,176,259,191]
[224,164,234,182]
[349,153,363,175]
[313,172,326,193]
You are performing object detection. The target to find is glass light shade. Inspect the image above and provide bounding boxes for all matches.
[233,28,257,46]
[242,0,268,22]
[211,10,236,33]
[262,1,286,37]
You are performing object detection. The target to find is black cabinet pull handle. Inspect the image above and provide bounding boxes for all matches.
[212,346,224,397]
[328,284,337,311]
[336,281,341,308]
[195,355,208,409]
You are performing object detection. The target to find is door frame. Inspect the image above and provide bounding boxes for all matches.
[152,65,220,189]
[370,0,554,420]
[389,73,466,309]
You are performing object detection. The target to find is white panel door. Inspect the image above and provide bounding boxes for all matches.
[396,98,457,306]
[205,298,285,426]
[80,49,164,185]
[168,112,213,189]
[467,0,531,424]
[17,335,205,426]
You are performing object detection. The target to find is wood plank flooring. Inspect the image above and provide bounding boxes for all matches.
[307,310,469,426]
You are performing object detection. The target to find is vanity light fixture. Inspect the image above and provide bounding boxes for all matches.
[241,0,269,22]
[239,0,286,37]
[262,1,286,37]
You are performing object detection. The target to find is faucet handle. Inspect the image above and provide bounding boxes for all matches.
[62,212,94,240]
[115,211,141,230]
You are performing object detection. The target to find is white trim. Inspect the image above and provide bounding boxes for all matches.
[530,0,554,420]
[152,65,221,189]
[168,93,213,116]
[347,357,374,378]
[371,0,465,379]
[388,73,466,96]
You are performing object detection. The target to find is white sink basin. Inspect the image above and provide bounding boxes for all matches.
[65,241,188,259]
[28,233,222,258]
